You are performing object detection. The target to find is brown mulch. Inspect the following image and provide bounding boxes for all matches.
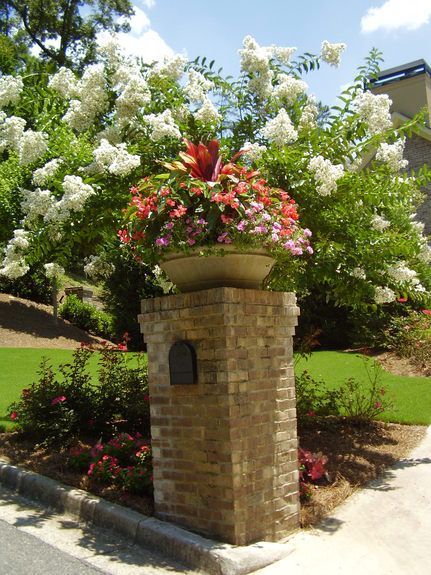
[0,293,428,527]
[0,293,107,348]
[298,418,426,527]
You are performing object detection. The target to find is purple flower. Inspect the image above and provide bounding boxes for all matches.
[164,221,174,230]
[187,238,196,246]
[272,233,280,242]
[253,224,268,234]
[306,245,314,254]
[237,220,247,232]
[217,232,232,244]
[197,218,208,226]
[303,228,312,237]
[155,236,170,247]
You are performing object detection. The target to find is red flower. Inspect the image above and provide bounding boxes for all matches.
[51,395,66,406]
[117,343,128,352]
[307,410,316,417]
[421,309,431,315]
[397,297,408,303]
[10,411,18,420]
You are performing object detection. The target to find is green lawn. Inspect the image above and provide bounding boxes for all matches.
[296,351,431,425]
[0,348,143,431]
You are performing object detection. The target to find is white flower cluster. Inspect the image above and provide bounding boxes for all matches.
[62,64,108,131]
[320,41,347,67]
[21,188,56,224]
[375,139,408,172]
[152,54,187,81]
[91,139,140,177]
[242,141,267,163]
[299,99,318,131]
[18,130,48,165]
[44,176,96,223]
[194,98,221,125]
[262,108,298,147]
[32,158,63,186]
[96,34,122,68]
[353,91,392,135]
[84,255,114,280]
[371,214,390,231]
[387,261,417,283]
[308,155,344,196]
[0,229,30,279]
[184,70,214,102]
[0,114,46,165]
[386,261,425,292]
[272,74,308,106]
[48,67,77,99]
[351,267,366,280]
[44,262,65,279]
[239,35,296,73]
[143,109,181,141]
[419,242,431,264]
[239,36,274,99]
[114,64,151,122]
[374,286,396,304]
[0,75,24,108]
[0,114,26,151]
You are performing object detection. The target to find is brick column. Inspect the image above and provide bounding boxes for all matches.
[138,288,299,545]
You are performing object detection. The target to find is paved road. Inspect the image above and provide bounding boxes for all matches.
[0,486,195,575]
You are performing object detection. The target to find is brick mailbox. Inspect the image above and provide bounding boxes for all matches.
[138,287,300,545]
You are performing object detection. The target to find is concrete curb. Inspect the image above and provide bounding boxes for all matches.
[0,459,293,575]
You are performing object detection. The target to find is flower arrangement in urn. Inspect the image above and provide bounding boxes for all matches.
[119,139,312,290]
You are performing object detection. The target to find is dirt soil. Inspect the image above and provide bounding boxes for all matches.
[0,293,428,527]
[0,293,107,348]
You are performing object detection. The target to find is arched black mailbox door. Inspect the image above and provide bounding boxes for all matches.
[169,341,198,385]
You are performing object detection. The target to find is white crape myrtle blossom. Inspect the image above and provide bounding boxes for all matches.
[143,109,182,141]
[351,267,366,280]
[45,176,96,223]
[387,262,419,284]
[21,188,56,223]
[272,74,308,106]
[0,75,24,108]
[194,97,221,125]
[320,41,347,67]
[308,155,344,196]
[0,114,26,151]
[419,242,431,264]
[32,158,63,186]
[262,108,298,147]
[184,70,214,103]
[353,91,392,136]
[299,99,319,131]
[48,67,78,99]
[242,141,267,163]
[0,230,31,279]
[371,214,390,231]
[18,130,48,165]
[239,35,272,74]
[63,64,108,131]
[92,139,140,177]
[115,72,151,122]
[96,34,123,68]
[273,46,297,65]
[95,125,122,145]
[84,255,114,280]
[248,69,274,100]
[44,262,65,279]
[375,139,408,172]
[152,54,187,81]
[374,286,396,304]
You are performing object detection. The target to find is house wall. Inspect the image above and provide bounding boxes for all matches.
[403,134,431,235]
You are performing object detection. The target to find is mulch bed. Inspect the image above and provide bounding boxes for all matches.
[0,419,426,528]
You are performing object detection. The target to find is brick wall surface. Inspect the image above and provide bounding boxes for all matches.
[138,287,300,546]
[404,135,431,234]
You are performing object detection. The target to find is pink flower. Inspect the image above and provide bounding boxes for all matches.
[217,232,232,244]
[51,395,66,406]
[10,411,18,420]
[155,236,170,247]
[187,238,196,246]
[237,220,247,232]
[374,401,382,409]
[117,343,128,352]
[421,309,431,316]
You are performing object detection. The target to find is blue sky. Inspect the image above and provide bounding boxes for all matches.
[113,0,431,105]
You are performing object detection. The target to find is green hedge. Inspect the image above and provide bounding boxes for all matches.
[59,295,115,341]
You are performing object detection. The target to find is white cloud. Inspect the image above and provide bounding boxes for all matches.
[361,0,431,33]
[99,3,173,63]
[142,0,156,8]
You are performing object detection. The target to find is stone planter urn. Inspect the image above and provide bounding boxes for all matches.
[159,247,275,292]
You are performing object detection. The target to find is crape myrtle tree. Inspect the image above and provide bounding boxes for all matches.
[0,35,430,342]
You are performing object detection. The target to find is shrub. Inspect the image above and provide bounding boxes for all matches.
[7,344,150,446]
[69,432,152,494]
[295,357,393,423]
[383,309,431,376]
[0,264,53,304]
[59,294,115,341]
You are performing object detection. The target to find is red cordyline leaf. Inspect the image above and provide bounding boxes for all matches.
[179,139,225,182]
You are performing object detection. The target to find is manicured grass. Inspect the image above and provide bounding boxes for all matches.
[296,351,431,425]
[0,348,144,430]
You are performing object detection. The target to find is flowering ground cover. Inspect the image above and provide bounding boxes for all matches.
[296,351,431,425]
